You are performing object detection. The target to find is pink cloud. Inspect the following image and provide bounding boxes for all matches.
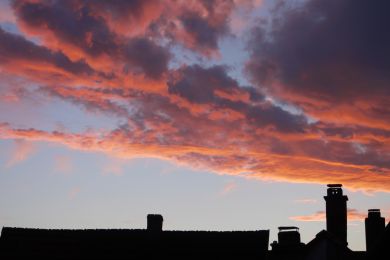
[1,0,390,195]
[102,158,126,177]
[54,155,73,174]
[290,209,368,222]
[6,139,35,167]
[68,187,80,200]
[0,1,16,23]
[293,199,318,204]
[219,181,238,196]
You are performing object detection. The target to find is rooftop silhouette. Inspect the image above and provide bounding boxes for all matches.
[0,184,388,259]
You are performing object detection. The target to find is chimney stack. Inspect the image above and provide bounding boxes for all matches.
[270,226,304,252]
[277,226,301,246]
[147,214,163,232]
[365,209,385,252]
[324,184,348,244]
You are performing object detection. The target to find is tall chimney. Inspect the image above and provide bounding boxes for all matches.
[324,184,348,244]
[147,214,163,232]
[365,209,385,252]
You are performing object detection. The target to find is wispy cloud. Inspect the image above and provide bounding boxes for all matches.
[293,199,318,204]
[102,157,127,177]
[290,208,367,222]
[68,187,80,200]
[6,139,35,168]
[219,181,237,196]
[53,155,73,174]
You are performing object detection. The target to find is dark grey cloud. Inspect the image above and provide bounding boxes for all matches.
[12,0,171,79]
[180,11,228,54]
[124,38,170,79]
[168,64,308,133]
[0,27,93,75]
[246,0,390,101]
[168,65,238,103]
[13,0,116,56]
[88,0,150,20]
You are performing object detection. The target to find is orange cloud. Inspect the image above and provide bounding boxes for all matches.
[1,0,390,195]
[290,209,368,222]
[1,122,390,192]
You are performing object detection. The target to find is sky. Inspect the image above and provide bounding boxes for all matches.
[0,0,389,251]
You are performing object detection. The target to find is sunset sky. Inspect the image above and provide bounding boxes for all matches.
[0,0,389,251]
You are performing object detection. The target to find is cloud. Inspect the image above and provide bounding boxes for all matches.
[147,0,238,57]
[124,37,170,79]
[293,199,317,204]
[11,0,243,62]
[6,139,35,167]
[219,181,237,196]
[0,0,390,193]
[53,155,73,174]
[246,0,390,130]
[12,0,118,56]
[290,208,367,222]
[11,0,171,79]
[68,186,80,200]
[1,122,390,192]
[168,64,308,133]
[178,10,228,57]
[0,0,16,23]
[0,27,94,76]
[102,157,127,177]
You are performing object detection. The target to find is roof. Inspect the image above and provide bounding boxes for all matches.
[305,230,355,260]
[306,230,350,249]
[0,227,269,259]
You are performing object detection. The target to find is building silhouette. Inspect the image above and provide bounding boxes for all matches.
[0,214,269,259]
[0,184,389,259]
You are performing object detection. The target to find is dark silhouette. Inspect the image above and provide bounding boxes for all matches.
[269,227,305,260]
[0,223,269,259]
[365,209,385,253]
[305,230,359,260]
[0,184,388,259]
[324,184,348,244]
[366,221,390,260]
[147,214,163,232]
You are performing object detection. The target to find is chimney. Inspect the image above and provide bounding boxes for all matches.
[271,226,303,251]
[365,209,385,252]
[147,214,163,232]
[277,226,301,246]
[324,184,348,244]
